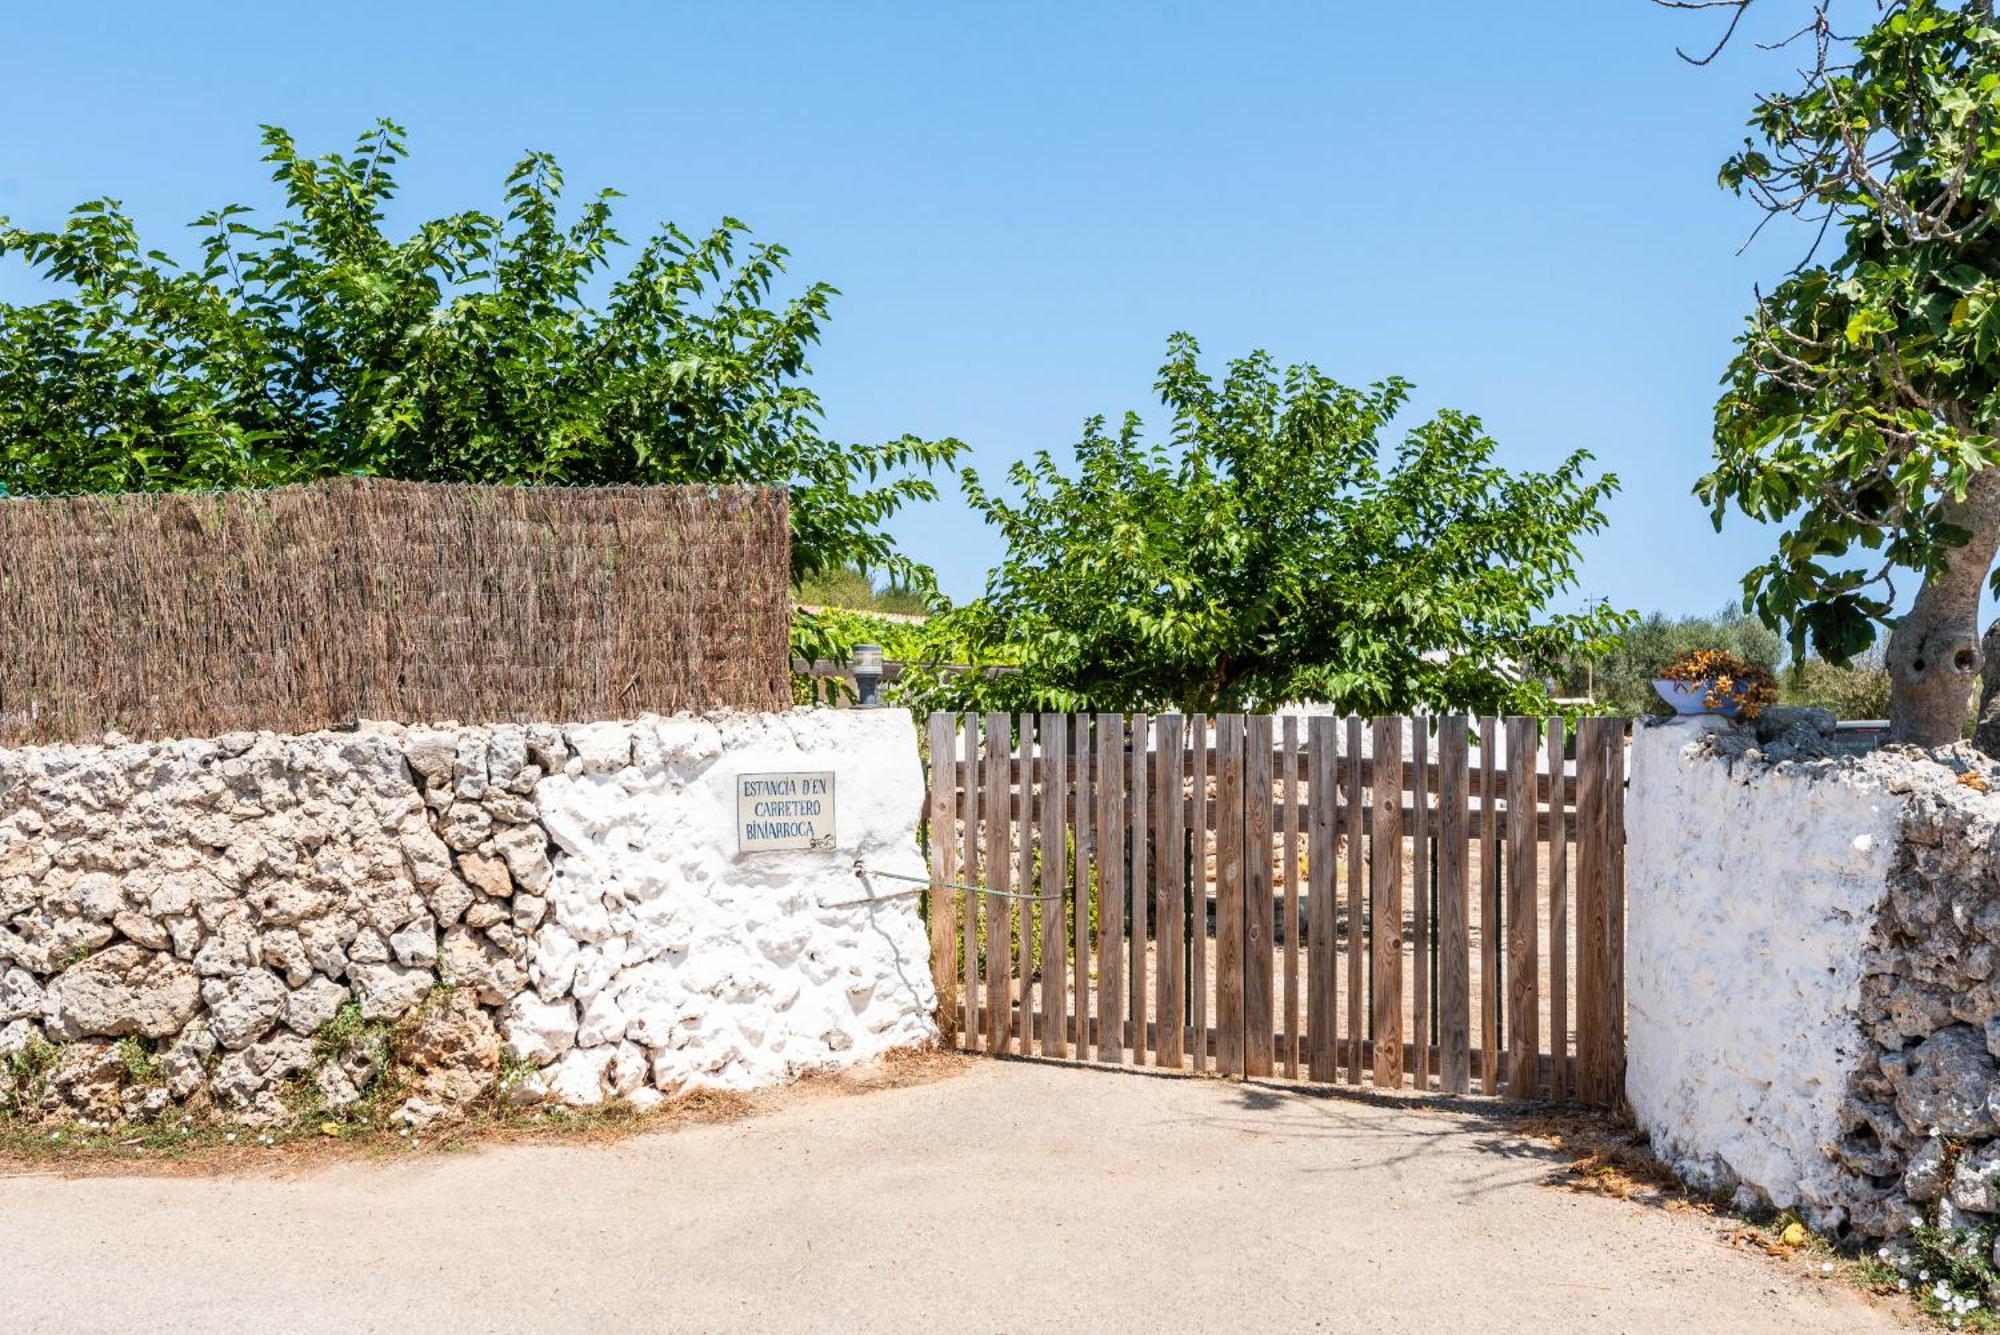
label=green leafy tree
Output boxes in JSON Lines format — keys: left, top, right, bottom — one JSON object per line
{"left": 0, "top": 120, "right": 960, "bottom": 592}
{"left": 1785, "top": 647, "right": 1895, "bottom": 719}
{"left": 795, "top": 565, "right": 932, "bottom": 615}
{"left": 1580, "top": 606, "right": 1785, "bottom": 715}
{"left": 1666, "top": 0, "right": 2000, "bottom": 744}
{"left": 915, "top": 335, "right": 1630, "bottom": 716}
{"left": 792, "top": 602, "right": 993, "bottom": 705}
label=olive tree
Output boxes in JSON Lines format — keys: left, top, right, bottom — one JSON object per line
{"left": 0, "top": 120, "right": 960, "bottom": 592}
{"left": 913, "top": 335, "right": 1629, "bottom": 716}
{"left": 1666, "top": 0, "right": 2000, "bottom": 744}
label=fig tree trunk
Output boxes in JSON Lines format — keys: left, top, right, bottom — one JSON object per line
{"left": 1975, "top": 621, "right": 2000, "bottom": 758}
{"left": 1890, "top": 466, "right": 2000, "bottom": 748}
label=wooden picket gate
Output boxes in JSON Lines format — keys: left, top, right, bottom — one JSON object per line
{"left": 920, "top": 712, "right": 1627, "bottom": 1103}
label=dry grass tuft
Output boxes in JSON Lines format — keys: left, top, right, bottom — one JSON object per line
{"left": 1516, "top": 1108, "right": 1714, "bottom": 1208}
{"left": 0, "top": 1044, "right": 964, "bottom": 1180}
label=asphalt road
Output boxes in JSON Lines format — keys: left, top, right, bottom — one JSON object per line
{"left": 0, "top": 1059, "right": 1907, "bottom": 1333}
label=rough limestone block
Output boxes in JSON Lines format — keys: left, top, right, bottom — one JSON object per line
{"left": 285, "top": 976, "right": 350, "bottom": 1035}
{"left": 348, "top": 960, "right": 434, "bottom": 1021}
{"left": 439, "top": 926, "right": 527, "bottom": 1006}
{"left": 388, "top": 915, "right": 440, "bottom": 968}
{"left": 548, "top": 1044, "right": 617, "bottom": 1106}
{"left": 199, "top": 968, "right": 290, "bottom": 1050}
{"left": 42, "top": 944, "right": 200, "bottom": 1041}
{"left": 500, "top": 992, "right": 577, "bottom": 1065}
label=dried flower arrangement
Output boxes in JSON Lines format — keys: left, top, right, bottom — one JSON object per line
{"left": 1656, "top": 649, "right": 1779, "bottom": 719}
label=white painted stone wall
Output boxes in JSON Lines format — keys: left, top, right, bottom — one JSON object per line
{"left": 520, "top": 709, "right": 937, "bottom": 1102}
{"left": 1625, "top": 717, "right": 1899, "bottom": 1219}
{"left": 0, "top": 708, "right": 937, "bottom": 1128}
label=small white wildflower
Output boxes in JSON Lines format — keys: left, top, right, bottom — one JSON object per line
{"left": 397, "top": 1127, "right": 409, "bottom": 1138}
{"left": 1931, "top": 1126, "right": 1942, "bottom": 1137}
{"left": 1899, "top": 1279, "right": 1911, "bottom": 1292}
{"left": 224, "top": 1132, "right": 235, "bottom": 1143}
{"left": 1922, "top": 1270, "right": 1932, "bottom": 1281}
{"left": 1821, "top": 1262, "right": 1834, "bottom": 1274}
{"left": 1878, "top": 1247, "right": 1890, "bottom": 1260}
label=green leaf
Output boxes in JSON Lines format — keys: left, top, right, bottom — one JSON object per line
{"left": 1844, "top": 306, "right": 1896, "bottom": 345}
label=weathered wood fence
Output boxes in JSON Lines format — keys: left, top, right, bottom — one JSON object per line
{"left": 921, "top": 712, "right": 1627, "bottom": 1104}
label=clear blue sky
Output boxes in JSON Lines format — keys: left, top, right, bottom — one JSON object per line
{"left": 1, "top": 1, "right": 1842, "bottom": 615}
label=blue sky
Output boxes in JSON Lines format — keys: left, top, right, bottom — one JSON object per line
{"left": 0, "top": 1, "right": 1837, "bottom": 614}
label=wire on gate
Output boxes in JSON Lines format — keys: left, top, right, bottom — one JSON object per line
{"left": 827, "top": 859, "right": 1066, "bottom": 909}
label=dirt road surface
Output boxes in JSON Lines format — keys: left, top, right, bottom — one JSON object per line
{"left": 0, "top": 1059, "right": 1905, "bottom": 1334}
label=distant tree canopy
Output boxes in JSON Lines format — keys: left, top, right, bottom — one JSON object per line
{"left": 794, "top": 565, "right": 931, "bottom": 616}
{"left": 1576, "top": 604, "right": 1891, "bottom": 719}
{"left": 1785, "top": 647, "right": 1894, "bottom": 720}
{"left": 0, "top": 120, "right": 960, "bottom": 589}
{"left": 911, "top": 335, "right": 1631, "bottom": 717}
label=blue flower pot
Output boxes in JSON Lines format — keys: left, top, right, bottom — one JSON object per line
{"left": 1653, "top": 677, "right": 1740, "bottom": 717}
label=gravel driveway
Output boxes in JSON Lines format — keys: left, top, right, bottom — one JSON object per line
{"left": 0, "top": 1059, "right": 1906, "bottom": 1334}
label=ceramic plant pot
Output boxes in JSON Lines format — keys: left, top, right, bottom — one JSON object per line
{"left": 1653, "top": 677, "right": 1740, "bottom": 717}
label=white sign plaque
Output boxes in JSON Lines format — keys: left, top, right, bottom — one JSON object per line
{"left": 736, "top": 771, "right": 837, "bottom": 852}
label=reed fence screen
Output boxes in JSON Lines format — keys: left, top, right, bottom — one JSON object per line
{"left": 0, "top": 478, "right": 792, "bottom": 745}
{"left": 922, "top": 711, "right": 1627, "bottom": 1104}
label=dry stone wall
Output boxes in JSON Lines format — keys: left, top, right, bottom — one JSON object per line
{"left": 1628, "top": 713, "right": 2000, "bottom": 1254}
{"left": 0, "top": 710, "right": 935, "bottom": 1129}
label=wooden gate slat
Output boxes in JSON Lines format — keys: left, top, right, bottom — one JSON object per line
{"left": 1040, "top": 712, "right": 1067, "bottom": 1058}
{"left": 1410, "top": 718, "right": 1430, "bottom": 1092}
{"left": 1215, "top": 714, "right": 1247, "bottom": 1076}
{"left": 1129, "top": 713, "right": 1150, "bottom": 1062}
{"left": 1157, "top": 714, "right": 1186, "bottom": 1069}
{"left": 926, "top": 714, "right": 959, "bottom": 1044}
{"left": 1190, "top": 714, "right": 1210, "bottom": 1074}
{"left": 1505, "top": 716, "right": 1540, "bottom": 1098}
{"left": 1281, "top": 716, "right": 1302, "bottom": 1079}
{"left": 1369, "top": 718, "right": 1404, "bottom": 1088}
{"left": 983, "top": 712, "right": 1012, "bottom": 1052}
{"left": 960, "top": 714, "right": 981, "bottom": 1050}
{"left": 1575, "top": 717, "right": 1608, "bottom": 1104}
{"left": 1015, "top": 714, "right": 1036, "bottom": 1055}
{"left": 1071, "top": 715, "right": 1092, "bottom": 1053}
{"left": 1437, "top": 716, "right": 1471, "bottom": 1094}
{"left": 1546, "top": 716, "right": 1568, "bottom": 1101}
{"left": 1306, "top": 717, "right": 1337, "bottom": 1081}
{"left": 1479, "top": 715, "right": 1501, "bottom": 1096}
{"left": 1609, "top": 721, "right": 1628, "bottom": 1099}
{"left": 1343, "top": 716, "right": 1365, "bottom": 1084}
{"left": 1096, "top": 713, "right": 1126, "bottom": 1063}
{"left": 1244, "top": 715, "right": 1275, "bottom": 1078}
